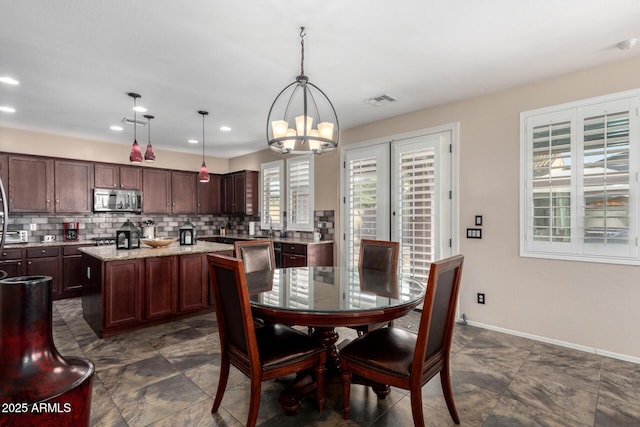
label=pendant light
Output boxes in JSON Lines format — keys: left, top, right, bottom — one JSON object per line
{"left": 266, "top": 27, "right": 339, "bottom": 154}
{"left": 143, "top": 114, "right": 156, "bottom": 162}
{"left": 198, "top": 110, "right": 210, "bottom": 183}
{"left": 128, "top": 92, "right": 143, "bottom": 164}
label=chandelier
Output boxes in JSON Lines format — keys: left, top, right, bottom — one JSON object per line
{"left": 267, "top": 27, "right": 339, "bottom": 154}
{"left": 128, "top": 92, "right": 143, "bottom": 163}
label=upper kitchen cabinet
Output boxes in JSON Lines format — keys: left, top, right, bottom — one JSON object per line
{"left": 197, "top": 174, "right": 222, "bottom": 214}
{"left": 95, "top": 163, "right": 142, "bottom": 190}
{"left": 171, "top": 171, "right": 197, "bottom": 214}
{"left": 54, "top": 160, "right": 94, "bottom": 213}
{"left": 143, "top": 169, "right": 197, "bottom": 214}
{"left": 223, "top": 170, "right": 258, "bottom": 215}
{"left": 8, "top": 155, "right": 54, "bottom": 213}
{"left": 0, "top": 154, "right": 8, "bottom": 187}
{"left": 143, "top": 169, "right": 171, "bottom": 214}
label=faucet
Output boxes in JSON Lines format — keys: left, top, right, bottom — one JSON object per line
{"left": 267, "top": 215, "right": 273, "bottom": 238}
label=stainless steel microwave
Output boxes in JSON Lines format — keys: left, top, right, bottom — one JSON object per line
{"left": 93, "top": 188, "right": 143, "bottom": 213}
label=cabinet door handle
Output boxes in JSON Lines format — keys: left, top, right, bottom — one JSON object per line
{"left": 28, "top": 261, "right": 32, "bottom": 265}
{"left": 42, "top": 249, "right": 46, "bottom": 253}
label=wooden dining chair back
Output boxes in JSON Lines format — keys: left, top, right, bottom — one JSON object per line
{"left": 354, "top": 239, "right": 400, "bottom": 335}
{"left": 207, "top": 254, "right": 326, "bottom": 427}
{"left": 234, "top": 240, "right": 276, "bottom": 273}
{"left": 358, "top": 239, "right": 399, "bottom": 273}
{"left": 340, "top": 254, "right": 464, "bottom": 426}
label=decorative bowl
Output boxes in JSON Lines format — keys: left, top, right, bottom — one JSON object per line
{"left": 141, "top": 237, "right": 178, "bottom": 248}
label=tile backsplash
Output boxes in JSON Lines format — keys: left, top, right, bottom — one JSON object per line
{"left": 8, "top": 210, "right": 335, "bottom": 243}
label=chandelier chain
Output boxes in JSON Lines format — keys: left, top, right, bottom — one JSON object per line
{"left": 299, "top": 27, "right": 306, "bottom": 77}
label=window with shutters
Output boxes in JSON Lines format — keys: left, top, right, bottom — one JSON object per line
{"left": 259, "top": 160, "right": 284, "bottom": 230}
{"left": 287, "top": 155, "right": 314, "bottom": 231}
{"left": 259, "top": 155, "right": 315, "bottom": 233}
{"left": 520, "top": 90, "right": 639, "bottom": 264}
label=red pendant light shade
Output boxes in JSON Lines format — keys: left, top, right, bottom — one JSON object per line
{"left": 198, "top": 110, "right": 210, "bottom": 183}
{"left": 128, "top": 92, "right": 143, "bottom": 164}
{"left": 143, "top": 114, "right": 156, "bottom": 162}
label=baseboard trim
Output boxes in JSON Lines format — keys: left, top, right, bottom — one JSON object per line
{"left": 464, "top": 319, "right": 640, "bottom": 365}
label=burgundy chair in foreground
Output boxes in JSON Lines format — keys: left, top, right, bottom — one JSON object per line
{"left": 340, "top": 254, "right": 464, "bottom": 426}
{"left": 207, "top": 254, "right": 326, "bottom": 427}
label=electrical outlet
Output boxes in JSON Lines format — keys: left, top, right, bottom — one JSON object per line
{"left": 29, "top": 223, "right": 37, "bottom": 231}
{"left": 477, "top": 293, "right": 485, "bottom": 304}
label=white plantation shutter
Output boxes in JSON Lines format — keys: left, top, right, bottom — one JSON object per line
{"left": 287, "top": 155, "right": 314, "bottom": 231}
{"left": 343, "top": 144, "right": 390, "bottom": 267}
{"left": 394, "top": 144, "right": 437, "bottom": 282}
{"left": 260, "top": 160, "right": 284, "bottom": 230}
{"left": 521, "top": 92, "right": 639, "bottom": 264}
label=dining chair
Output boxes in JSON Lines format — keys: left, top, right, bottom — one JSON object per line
{"left": 207, "top": 254, "right": 326, "bottom": 427}
{"left": 340, "top": 254, "right": 464, "bottom": 426}
{"left": 354, "top": 239, "right": 400, "bottom": 335}
{"left": 234, "top": 240, "right": 276, "bottom": 273}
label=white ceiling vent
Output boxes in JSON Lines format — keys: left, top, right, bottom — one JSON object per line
{"left": 121, "top": 117, "right": 147, "bottom": 126}
{"left": 364, "top": 93, "right": 397, "bottom": 107}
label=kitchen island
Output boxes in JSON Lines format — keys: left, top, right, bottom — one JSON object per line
{"left": 80, "top": 241, "right": 233, "bottom": 338}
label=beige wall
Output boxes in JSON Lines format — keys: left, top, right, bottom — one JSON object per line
{"left": 0, "top": 127, "right": 229, "bottom": 173}
{"left": 337, "top": 55, "right": 640, "bottom": 361}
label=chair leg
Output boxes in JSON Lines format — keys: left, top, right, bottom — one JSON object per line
{"left": 212, "top": 356, "right": 230, "bottom": 413}
{"left": 246, "top": 376, "right": 262, "bottom": 427}
{"left": 440, "top": 365, "right": 460, "bottom": 424}
{"left": 410, "top": 387, "right": 425, "bottom": 427}
{"left": 315, "top": 353, "right": 326, "bottom": 412}
{"left": 340, "top": 359, "right": 352, "bottom": 420}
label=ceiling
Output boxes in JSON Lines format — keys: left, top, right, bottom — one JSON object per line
{"left": 1, "top": 1, "right": 640, "bottom": 159}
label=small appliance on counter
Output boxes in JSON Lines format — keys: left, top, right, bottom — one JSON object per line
{"left": 5, "top": 230, "right": 28, "bottom": 244}
{"left": 64, "top": 222, "right": 79, "bottom": 242}
{"left": 41, "top": 235, "right": 56, "bottom": 243}
{"left": 179, "top": 219, "right": 196, "bottom": 246}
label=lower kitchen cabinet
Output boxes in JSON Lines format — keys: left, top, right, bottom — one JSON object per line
{"left": 62, "top": 244, "right": 93, "bottom": 298}
{"left": 281, "top": 242, "right": 333, "bottom": 267}
{"left": 0, "top": 248, "right": 25, "bottom": 278}
{"left": 104, "top": 259, "right": 144, "bottom": 329}
{"left": 179, "top": 253, "right": 209, "bottom": 311}
{"left": 26, "top": 247, "right": 61, "bottom": 296}
{"left": 82, "top": 251, "right": 216, "bottom": 337}
{"left": 145, "top": 256, "right": 179, "bottom": 319}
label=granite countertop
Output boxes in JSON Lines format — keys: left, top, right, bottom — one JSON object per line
{"left": 199, "top": 234, "right": 334, "bottom": 245}
{"left": 4, "top": 240, "right": 96, "bottom": 249}
{"left": 78, "top": 241, "right": 233, "bottom": 262}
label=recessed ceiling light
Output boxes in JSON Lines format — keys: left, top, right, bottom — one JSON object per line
{"left": 617, "top": 38, "right": 637, "bottom": 50}
{"left": 220, "top": 126, "right": 232, "bottom": 132}
{"left": 110, "top": 125, "right": 123, "bottom": 131}
{"left": 132, "top": 106, "right": 147, "bottom": 113}
{"left": 0, "top": 106, "right": 16, "bottom": 113}
{"left": 188, "top": 139, "right": 198, "bottom": 144}
{"left": 0, "top": 77, "right": 19, "bottom": 85}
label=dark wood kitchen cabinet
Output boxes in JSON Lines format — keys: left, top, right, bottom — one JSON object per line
{"left": 61, "top": 244, "right": 93, "bottom": 298}
{"left": 104, "top": 259, "right": 144, "bottom": 329}
{"left": 282, "top": 242, "right": 334, "bottom": 267}
{"left": 8, "top": 155, "right": 54, "bottom": 213}
{"left": 143, "top": 169, "right": 197, "bottom": 214}
{"left": 0, "top": 247, "right": 25, "bottom": 278}
{"left": 26, "top": 247, "right": 61, "bottom": 296}
{"left": 95, "top": 163, "right": 142, "bottom": 190}
{"left": 178, "top": 253, "right": 209, "bottom": 311}
{"left": 197, "top": 174, "right": 222, "bottom": 214}
{"left": 0, "top": 154, "right": 8, "bottom": 188}
{"left": 171, "top": 171, "right": 197, "bottom": 214}
{"left": 142, "top": 169, "right": 171, "bottom": 213}
{"left": 223, "top": 170, "right": 258, "bottom": 215}
{"left": 145, "top": 256, "right": 179, "bottom": 319}
{"left": 54, "top": 160, "right": 94, "bottom": 213}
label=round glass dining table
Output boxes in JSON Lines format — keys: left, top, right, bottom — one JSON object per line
{"left": 245, "top": 266, "right": 425, "bottom": 413}
{"left": 247, "top": 266, "right": 425, "bottom": 328}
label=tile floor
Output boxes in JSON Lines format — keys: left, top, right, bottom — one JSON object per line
{"left": 51, "top": 298, "right": 640, "bottom": 426}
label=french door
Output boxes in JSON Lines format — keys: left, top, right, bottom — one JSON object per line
{"left": 341, "top": 127, "right": 456, "bottom": 284}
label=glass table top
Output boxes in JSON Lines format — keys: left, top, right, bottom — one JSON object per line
{"left": 247, "top": 266, "right": 424, "bottom": 314}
